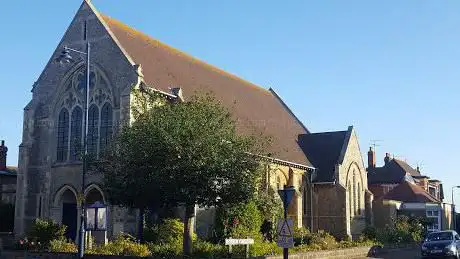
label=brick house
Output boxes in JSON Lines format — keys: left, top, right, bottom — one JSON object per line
{"left": 367, "top": 147, "right": 450, "bottom": 231}
{"left": 15, "top": 0, "right": 371, "bottom": 242}
{"left": 373, "top": 181, "right": 453, "bottom": 232}
{"left": 367, "top": 147, "right": 444, "bottom": 202}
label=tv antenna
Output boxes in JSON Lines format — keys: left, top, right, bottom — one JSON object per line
{"left": 370, "top": 139, "right": 382, "bottom": 150}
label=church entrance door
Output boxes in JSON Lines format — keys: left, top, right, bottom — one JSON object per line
{"left": 62, "top": 202, "right": 77, "bottom": 241}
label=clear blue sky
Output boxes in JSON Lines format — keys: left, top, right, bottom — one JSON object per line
{"left": 1, "top": 1, "right": 460, "bottom": 202}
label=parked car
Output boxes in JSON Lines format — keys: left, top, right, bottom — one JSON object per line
{"left": 421, "top": 230, "right": 460, "bottom": 258}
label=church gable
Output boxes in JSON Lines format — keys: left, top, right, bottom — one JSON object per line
{"left": 32, "top": 1, "right": 137, "bottom": 108}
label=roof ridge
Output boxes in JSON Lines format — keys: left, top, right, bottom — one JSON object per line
{"left": 100, "top": 14, "right": 271, "bottom": 95}
{"left": 269, "top": 88, "right": 309, "bottom": 133}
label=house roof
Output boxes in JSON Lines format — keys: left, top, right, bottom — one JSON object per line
{"left": 98, "top": 13, "right": 314, "bottom": 167}
{"left": 368, "top": 158, "right": 422, "bottom": 184}
{"left": 383, "top": 180, "right": 439, "bottom": 203}
{"left": 0, "top": 166, "right": 17, "bottom": 177}
{"left": 298, "top": 130, "right": 347, "bottom": 182}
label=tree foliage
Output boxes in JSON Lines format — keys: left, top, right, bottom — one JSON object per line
{"left": 99, "top": 92, "right": 269, "bottom": 254}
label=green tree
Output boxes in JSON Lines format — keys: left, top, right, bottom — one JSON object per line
{"left": 99, "top": 92, "right": 268, "bottom": 255}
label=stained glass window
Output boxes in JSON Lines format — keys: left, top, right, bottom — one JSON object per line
{"left": 99, "top": 103, "right": 113, "bottom": 154}
{"left": 357, "top": 182, "right": 361, "bottom": 215}
{"left": 56, "top": 109, "right": 69, "bottom": 162}
{"left": 88, "top": 105, "right": 99, "bottom": 157}
{"left": 70, "top": 107, "right": 83, "bottom": 161}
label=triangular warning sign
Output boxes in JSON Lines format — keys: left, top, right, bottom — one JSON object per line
{"left": 277, "top": 219, "right": 293, "bottom": 237}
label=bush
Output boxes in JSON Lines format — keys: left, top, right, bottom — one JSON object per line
{"left": 49, "top": 239, "right": 77, "bottom": 253}
{"left": 215, "top": 200, "right": 264, "bottom": 241}
{"left": 373, "top": 215, "right": 428, "bottom": 244}
{"left": 28, "top": 218, "right": 67, "bottom": 249}
{"left": 87, "top": 234, "right": 150, "bottom": 257}
{"left": 144, "top": 217, "right": 196, "bottom": 247}
{"left": 293, "top": 227, "right": 311, "bottom": 245}
{"left": 148, "top": 243, "right": 182, "bottom": 257}
{"left": 191, "top": 240, "right": 228, "bottom": 258}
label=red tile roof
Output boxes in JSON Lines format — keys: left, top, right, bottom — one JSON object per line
{"left": 383, "top": 180, "right": 439, "bottom": 203}
{"left": 99, "top": 14, "right": 312, "bottom": 166}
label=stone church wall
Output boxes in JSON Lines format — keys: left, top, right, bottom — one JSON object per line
{"left": 15, "top": 1, "right": 139, "bottom": 239}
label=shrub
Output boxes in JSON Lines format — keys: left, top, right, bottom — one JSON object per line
{"left": 293, "top": 227, "right": 311, "bottom": 245}
{"left": 373, "top": 215, "right": 428, "bottom": 244}
{"left": 49, "top": 239, "right": 77, "bottom": 253}
{"left": 144, "top": 217, "right": 196, "bottom": 247}
{"left": 361, "top": 226, "right": 377, "bottom": 241}
{"left": 148, "top": 243, "right": 182, "bottom": 257}
{"left": 215, "top": 200, "right": 264, "bottom": 241}
{"left": 28, "top": 218, "right": 67, "bottom": 249}
{"left": 256, "top": 188, "right": 283, "bottom": 242}
{"left": 87, "top": 234, "right": 150, "bottom": 257}
{"left": 192, "top": 239, "right": 228, "bottom": 258}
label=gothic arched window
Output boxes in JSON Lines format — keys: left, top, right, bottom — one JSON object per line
{"left": 99, "top": 103, "right": 113, "bottom": 153}
{"left": 87, "top": 105, "right": 99, "bottom": 157}
{"left": 348, "top": 184, "right": 353, "bottom": 218}
{"left": 70, "top": 107, "right": 83, "bottom": 161}
{"left": 56, "top": 108, "right": 69, "bottom": 162}
{"left": 357, "top": 182, "right": 361, "bottom": 215}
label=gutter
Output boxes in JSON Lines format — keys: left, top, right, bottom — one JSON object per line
{"left": 248, "top": 152, "right": 316, "bottom": 172}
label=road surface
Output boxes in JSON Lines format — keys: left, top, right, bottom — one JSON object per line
{"left": 359, "top": 248, "right": 420, "bottom": 259}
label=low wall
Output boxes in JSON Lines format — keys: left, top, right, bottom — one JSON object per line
{"left": 0, "top": 246, "right": 377, "bottom": 259}
{"left": 263, "top": 246, "right": 375, "bottom": 259}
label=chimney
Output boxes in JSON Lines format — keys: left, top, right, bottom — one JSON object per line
{"left": 0, "top": 140, "right": 7, "bottom": 170}
{"left": 368, "top": 147, "right": 376, "bottom": 168}
{"left": 384, "top": 153, "right": 391, "bottom": 165}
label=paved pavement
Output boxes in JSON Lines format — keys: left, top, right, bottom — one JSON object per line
{"left": 359, "top": 248, "right": 421, "bottom": 259}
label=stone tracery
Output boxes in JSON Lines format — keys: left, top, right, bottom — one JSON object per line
{"left": 55, "top": 65, "right": 114, "bottom": 162}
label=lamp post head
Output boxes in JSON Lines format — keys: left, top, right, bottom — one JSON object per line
{"left": 56, "top": 48, "right": 74, "bottom": 65}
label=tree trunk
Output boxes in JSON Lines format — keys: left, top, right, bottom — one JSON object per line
{"left": 183, "top": 205, "right": 195, "bottom": 256}
{"left": 137, "top": 207, "right": 145, "bottom": 243}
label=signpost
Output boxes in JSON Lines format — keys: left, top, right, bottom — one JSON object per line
{"left": 225, "top": 238, "right": 254, "bottom": 258}
{"left": 278, "top": 185, "right": 296, "bottom": 259}
{"left": 276, "top": 218, "right": 294, "bottom": 248}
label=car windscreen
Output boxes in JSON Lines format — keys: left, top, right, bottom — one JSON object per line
{"left": 426, "top": 232, "right": 453, "bottom": 241}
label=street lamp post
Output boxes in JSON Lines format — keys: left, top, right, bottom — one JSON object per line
{"left": 452, "top": 186, "right": 460, "bottom": 231}
{"left": 56, "top": 38, "right": 91, "bottom": 258}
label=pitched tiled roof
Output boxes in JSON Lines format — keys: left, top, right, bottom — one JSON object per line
{"left": 298, "top": 131, "right": 347, "bottom": 182}
{"left": 0, "top": 166, "right": 17, "bottom": 177}
{"left": 383, "top": 180, "right": 439, "bottom": 203}
{"left": 99, "top": 14, "right": 313, "bottom": 166}
{"left": 368, "top": 158, "right": 421, "bottom": 184}
{"left": 393, "top": 159, "right": 421, "bottom": 177}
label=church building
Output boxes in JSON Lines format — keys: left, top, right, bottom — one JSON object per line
{"left": 15, "top": 0, "right": 371, "bottom": 242}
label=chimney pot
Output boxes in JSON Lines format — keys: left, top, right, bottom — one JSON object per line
{"left": 384, "top": 152, "right": 391, "bottom": 165}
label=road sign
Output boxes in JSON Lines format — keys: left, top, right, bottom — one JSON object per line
{"left": 225, "top": 238, "right": 254, "bottom": 245}
{"left": 278, "top": 186, "right": 295, "bottom": 211}
{"left": 276, "top": 218, "right": 294, "bottom": 248}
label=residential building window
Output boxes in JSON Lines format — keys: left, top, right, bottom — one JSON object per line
{"left": 70, "top": 106, "right": 83, "bottom": 161}
{"left": 88, "top": 105, "right": 99, "bottom": 157}
{"left": 99, "top": 103, "right": 113, "bottom": 154}
{"left": 426, "top": 209, "right": 440, "bottom": 232}
{"left": 56, "top": 108, "right": 69, "bottom": 162}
